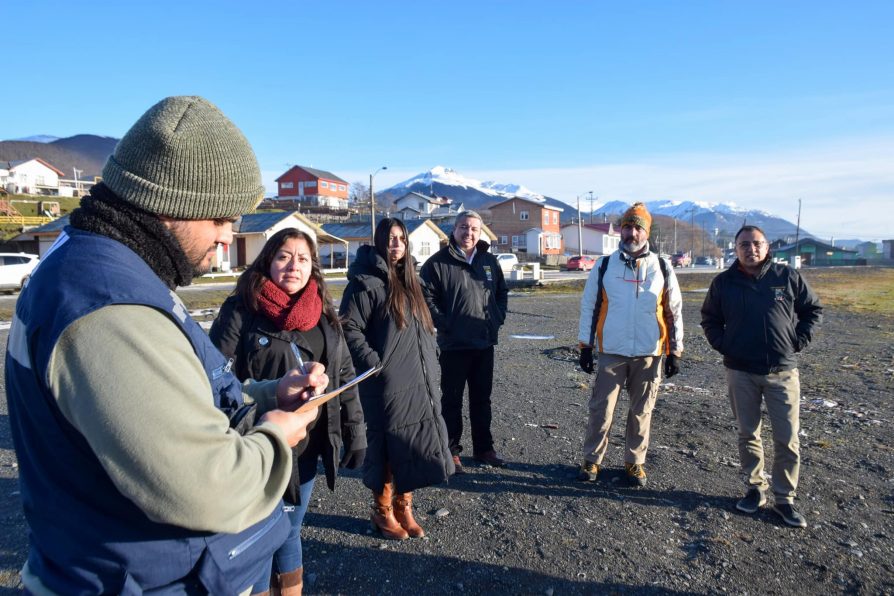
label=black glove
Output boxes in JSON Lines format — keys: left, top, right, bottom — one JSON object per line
{"left": 339, "top": 448, "right": 366, "bottom": 470}
{"left": 664, "top": 354, "right": 680, "bottom": 378}
{"left": 579, "top": 346, "right": 594, "bottom": 374}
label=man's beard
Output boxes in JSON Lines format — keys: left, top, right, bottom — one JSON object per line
{"left": 621, "top": 239, "right": 647, "bottom": 254}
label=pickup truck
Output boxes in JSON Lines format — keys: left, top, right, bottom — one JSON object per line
{"left": 671, "top": 252, "right": 691, "bottom": 268}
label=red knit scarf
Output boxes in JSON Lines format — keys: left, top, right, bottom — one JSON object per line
{"left": 256, "top": 278, "right": 323, "bottom": 331}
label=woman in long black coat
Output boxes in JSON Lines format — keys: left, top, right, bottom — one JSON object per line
{"left": 210, "top": 228, "right": 366, "bottom": 594}
{"left": 339, "top": 217, "right": 453, "bottom": 540}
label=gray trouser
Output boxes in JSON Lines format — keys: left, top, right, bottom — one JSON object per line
{"left": 726, "top": 367, "right": 801, "bottom": 504}
{"left": 582, "top": 353, "right": 662, "bottom": 466}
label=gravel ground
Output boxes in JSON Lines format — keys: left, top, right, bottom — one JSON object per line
{"left": 1, "top": 287, "right": 893, "bottom": 594}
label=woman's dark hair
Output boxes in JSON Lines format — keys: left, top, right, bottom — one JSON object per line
{"left": 374, "top": 218, "right": 434, "bottom": 333}
{"left": 234, "top": 227, "right": 340, "bottom": 329}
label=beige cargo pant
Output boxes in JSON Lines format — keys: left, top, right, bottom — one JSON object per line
{"left": 726, "top": 367, "right": 801, "bottom": 504}
{"left": 582, "top": 353, "right": 663, "bottom": 466}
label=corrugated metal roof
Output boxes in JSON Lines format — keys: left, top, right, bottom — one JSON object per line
{"left": 277, "top": 165, "right": 347, "bottom": 184}
{"left": 23, "top": 215, "right": 70, "bottom": 233}
{"left": 320, "top": 223, "right": 372, "bottom": 240}
{"left": 236, "top": 212, "right": 293, "bottom": 233}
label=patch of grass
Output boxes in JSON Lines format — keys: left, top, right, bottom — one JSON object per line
{"left": 799, "top": 267, "right": 894, "bottom": 317}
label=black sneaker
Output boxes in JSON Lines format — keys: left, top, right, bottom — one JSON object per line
{"left": 773, "top": 503, "right": 807, "bottom": 528}
{"left": 735, "top": 487, "right": 767, "bottom": 514}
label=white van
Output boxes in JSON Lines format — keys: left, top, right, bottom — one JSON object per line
{"left": 0, "top": 253, "right": 39, "bottom": 292}
{"left": 493, "top": 253, "right": 519, "bottom": 273}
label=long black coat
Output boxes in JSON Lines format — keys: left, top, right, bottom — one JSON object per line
{"left": 339, "top": 245, "right": 453, "bottom": 493}
{"left": 210, "top": 295, "right": 367, "bottom": 502}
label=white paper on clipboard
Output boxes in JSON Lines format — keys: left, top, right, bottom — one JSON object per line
{"left": 295, "top": 366, "right": 382, "bottom": 413}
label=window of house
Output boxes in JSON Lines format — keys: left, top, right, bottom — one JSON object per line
{"left": 543, "top": 212, "right": 549, "bottom": 225}
{"left": 500, "top": 235, "right": 508, "bottom": 245}
{"left": 419, "top": 202, "right": 426, "bottom": 211}
{"left": 305, "top": 181, "right": 317, "bottom": 188}
{"left": 512, "top": 235, "right": 520, "bottom": 247}
{"left": 545, "top": 233, "right": 561, "bottom": 249}
{"left": 281, "top": 181, "right": 293, "bottom": 189}
{"left": 320, "top": 181, "right": 329, "bottom": 189}
{"left": 419, "top": 241, "right": 431, "bottom": 256}
{"left": 520, "top": 211, "right": 529, "bottom": 221}
{"left": 553, "top": 212, "right": 558, "bottom": 225}
{"left": 338, "top": 184, "right": 346, "bottom": 191}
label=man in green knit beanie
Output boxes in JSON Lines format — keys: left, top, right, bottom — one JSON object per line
{"left": 7, "top": 96, "right": 327, "bottom": 594}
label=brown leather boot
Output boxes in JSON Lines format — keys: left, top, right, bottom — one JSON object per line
{"left": 393, "top": 491, "right": 425, "bottom": 538}
{"left": 371, "top": 484, "right": 409, "bottom": 540}
{"left": 272, "top": 567, "right": 303, "bottom": 596}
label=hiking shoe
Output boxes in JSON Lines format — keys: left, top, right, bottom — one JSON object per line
{"left": 624, "top": 463, "right": 647, "bottom": 487}
{"left": 452, "top": 455, "right": 465, "bottom": 475}
{"left": 773, "top": 503, "right": 807, "bottom": 528}
{"left": 577, "top": 461, "right": 600, "bottom": 482}
{"left": 735, "top": 488, "right": 767, "bottom": 514}
{"left": 473, "top": 450, "right": 506, "bottom": 467}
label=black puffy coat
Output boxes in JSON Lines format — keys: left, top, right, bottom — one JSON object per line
{"left": 700, "top": 258, "right": 823, "bottom": 375}
{"left": 419, "top": 238, "right": 509, "bottom": 351}
{"left": 210, "top": 295, "right": 367, "bottom": 502}
{"left": 339, "top": 245, "right": 453, "bottom": 494}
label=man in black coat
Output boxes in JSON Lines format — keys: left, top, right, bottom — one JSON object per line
{"left": 420, "top": 211, "right": 509, "bottom": 472}
{"left": 701, "top": 225, "right": 822, "bottom": 528}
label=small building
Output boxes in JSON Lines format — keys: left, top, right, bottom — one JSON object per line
{"left": 486, "top": 196, "right": 563, "bottom": 256}
{"left": 274, "top": 166, "right": 350, "bottom": 210}
{"left": 560, "top": 222, "right": 621, "bottom": 256}
{"left": 435, "top": 220, "right": 498, "bottom": 247}
{"left": 2, "top": 158, "right": 66, "bottom": 195}
{"left": 883, "top": 240, "right": 894, "bottom": 259}
{"left": 234, "top": 211, "right": 346, "bottom": 270}
{"left": 772, "top": 238, "right": 860, "bottom": 266}
{"left": 321, "top": 219, "right": 448, "bottom": 269}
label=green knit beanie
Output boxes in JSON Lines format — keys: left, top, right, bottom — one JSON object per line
{"left": 102, "top": 96, "right": 263, "bottom": 219}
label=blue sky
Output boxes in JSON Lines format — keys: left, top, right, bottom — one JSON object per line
{"left": 6, "top": 1, "right": 893, "bottom": 240}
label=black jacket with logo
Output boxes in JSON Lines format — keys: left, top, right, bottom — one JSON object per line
{"left": 419, "top": 239, "right": 509, "bottom": 351}
{"left": 700, "top": 258, "right": 822, "bottom": 374}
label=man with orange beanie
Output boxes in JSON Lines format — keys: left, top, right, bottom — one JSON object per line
{"left": 576, "top": 202, "right": 684, "bottom": 487}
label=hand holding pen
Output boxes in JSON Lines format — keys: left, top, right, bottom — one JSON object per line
{"left": 274, "top": 343, "right": 328, "bottom": 411}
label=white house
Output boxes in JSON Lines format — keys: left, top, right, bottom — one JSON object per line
{"left": 2, "top": 158, "right": 65, "bottom": 195}
{"left": 561, "top": 222, "right": 620, "bottom": 256}
{"left": 321, "top": 219, "right": 448, "bottom": 268}
{"left": 393, "top": 192, "right": 451, "bottom": 216}
{"left": 523, "top": 227, "right": 564, "bottom": 257}
{"left": 233, "top": 211, "right": 346, "bottom": 271}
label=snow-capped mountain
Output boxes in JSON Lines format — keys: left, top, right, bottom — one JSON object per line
{"left": 378, "top": 166, "right": 571, "bottom": 215}
{"left": 379, "top": 167, "right": 808, "bottom": 239}
{"left": 591, "top": 200, "right": 808, "bottom": 240}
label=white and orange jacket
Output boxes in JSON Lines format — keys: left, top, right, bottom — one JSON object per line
{"left": 577, "top": 248, "right": 684, "bottom": 357}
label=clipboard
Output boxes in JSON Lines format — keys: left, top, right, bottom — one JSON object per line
{"left": 295, "top": 366, "right": 382, "bottom": 413}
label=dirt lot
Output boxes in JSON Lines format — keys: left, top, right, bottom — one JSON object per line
{"left": 1, "top": 268, "right": 892, "bottom": 594}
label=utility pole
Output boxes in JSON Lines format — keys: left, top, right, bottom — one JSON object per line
{"left": 576, "top": 194, "right": 583, "bottom": 257}
{"left": 794, "top": 197, "right": 802, "bottom": 261}
{"left": 369, "top": 166, "right": 387, "bottom": 245}
{"left": 588, "top": 191, "right": 595, "bottom": 224}
{"left": 673, "top": 218, "right": 677, "bottom": 254}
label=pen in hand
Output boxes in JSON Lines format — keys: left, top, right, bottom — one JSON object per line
{"left": 290, "top": 341, "right": 314, "bottom": 398}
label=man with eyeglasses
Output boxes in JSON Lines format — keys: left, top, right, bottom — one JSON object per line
{"left": 577, "top": 202, "right": 684, "bottom": 488}
{"left": 421, "top": 210, "right": 509, "bottom": 472}
{"left": 701, "top": 225, "right": 822, "bottom": 528}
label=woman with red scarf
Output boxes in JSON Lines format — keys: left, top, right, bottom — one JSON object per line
{"left": 210, "top": 228, "right": 366, "bottom": 595}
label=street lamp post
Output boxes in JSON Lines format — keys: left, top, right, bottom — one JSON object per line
{"left": 369, "top": 166, "right": 387, "bottom": 244}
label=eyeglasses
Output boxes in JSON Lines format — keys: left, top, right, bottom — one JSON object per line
{"left": 737, "top": 241, "right": 766, "bottom": 250}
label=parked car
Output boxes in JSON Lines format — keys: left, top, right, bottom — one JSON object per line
{"left": 493, "top": 253, "right": 519, "bottom": 273}
{"left": 0, "top": 253, "right": 39, "bottom": 292}
{"left": 566, "top": 255, "right": 597, "bottom": 271}
{"left": 671, "top": 252, "right": 691, "bottom": 268}
{"left": 695, "top": 256, "right": 715, "bottom": 266}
